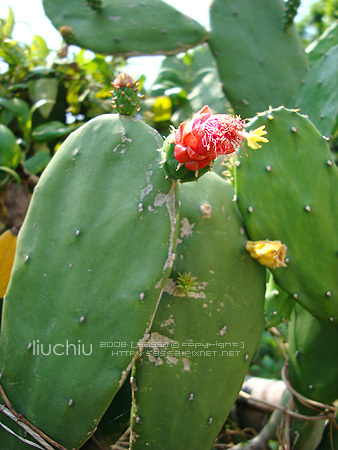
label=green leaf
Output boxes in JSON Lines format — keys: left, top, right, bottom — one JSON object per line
{"left": 0, "top": 124, "right": 22, "bottom": 168}
{"left": 23, "top": 150, "right": 51, "bottom": 174}
{"left": 30, "top": 35, "right": 49, "bottom": 61}
{"left": 2, "top": 7, "right": 14, "bottom": 39}
{"left": 32, "top": 121, "right": 79, "bottom": 142}
{"left": 0, "top": 97, "right": 30, "bottom": 131}
{"left": 28, "top": 78, "right": 58, "bottom": 119}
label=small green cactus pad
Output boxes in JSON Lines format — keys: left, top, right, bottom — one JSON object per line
{"left": 111, "top": 72, "right": 142, "bottom": 116}
{"left": 294, "top": 44, "right": 338, "bottom": 137}
{"left": 129, "top": 172, "right": 265, "bottom": 449}
{"left": 0, "top": 115, "right": 178, "bottom": 448}
{"left": 43, "top": 0, "right": 207, "bottom": 57}
{"left": 288, "top": 303, "right": 338, "bottom": 411}
{"left": 283, "top": 0, "right": 301, "bottom": 31}
{"left": 264, "top": 272, "right": 295, "bottom": 328}
{"left": 235, "top": 107, "right": 338, "bottom": 323}
{"left": 209, "top": 0, "right": 308, "bottom": 117}
{"left": 85, "top": 0, "right": 103, "bottom": 12}
{"left": 306, "top": 21, "right": 338, "bottom": 65}
{"left": 160, "top": 132, "right": 212, "bottom": 183}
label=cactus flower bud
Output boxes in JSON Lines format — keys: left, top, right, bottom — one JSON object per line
{"left": 245, "top": 240, "right": 287, "bottom": 269}
{"left": 161, "top": 105, "right": 268, "bottom": 182}
{"left": 110, "top": 72, "right": 142, "bottom": 116}
{"left": 173, "top": 105, "right": 246, "bottom": 171}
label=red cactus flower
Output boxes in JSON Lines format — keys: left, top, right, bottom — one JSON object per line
{"left": 173, "top": 105, "right": 268, "bottom": 171}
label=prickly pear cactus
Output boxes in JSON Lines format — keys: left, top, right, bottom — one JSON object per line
{"left": 43, "top": 0, "right": 207, "bottom": 57}
{"left": 288, "top": 303, "right": 338, "bottom": 409}
{"left": 0, "top": 114, "right": 178, "bottom": 448}
{"left": 306, "top": 21, "right": 338, "bottom": 65}
{"left": 294, "top": 44, "right": 338, "bottom": 137}
{"left": 264, "top": 272, "right": 295, "bottom": 328}
{"left": 209, "top": 0, "right": 308, "bottom": 117}
{"left": 129, "top": 172, "right": 266, "bottom": 449}
{"left": 235, "top": 107, "right": 338, "bottom": 323}
{"left": 111, "top": 72, "right": 142, "bottom": 116}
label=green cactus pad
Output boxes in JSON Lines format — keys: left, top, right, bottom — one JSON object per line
{"left": 306, "top": 21, "right": 338, "bottom": 65}
{"left": 235, "top": 107, "right": 338, "bottom": 323}
{"left": 264, "top": 272, "right": 295, "bottom": 328}
{"left": 294, "top": 44, "right": 338, "bottom": 137}
{"left": 209, "top": 0, "right": 308, "bottom": 117}
{"left": 288, "top": 303, "right": 338, "bottom": 411}
{"left": 129, "top": 172, "right": 265, "bottom": 449}
{"left": 0, "top": 115, "right": 178, "bottom": 448}
{"left": 43, "top": 0, "right": 207, "bottom": 57}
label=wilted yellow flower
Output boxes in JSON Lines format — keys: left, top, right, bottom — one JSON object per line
{"left": 246, "top": 240, "right": 287, "bottom": 269}
{"left": 0, "top": 230, "right": 17, "bottom": 297}
{"left": 246, "top": 126, "right": 269, "bottom": 149}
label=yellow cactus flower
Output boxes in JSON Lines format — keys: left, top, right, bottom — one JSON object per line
{"left": 246, "top": 126, "right": 269, "bottom": 149}
{"left": 246, "top": 240, "right": 287, "bottom": 269}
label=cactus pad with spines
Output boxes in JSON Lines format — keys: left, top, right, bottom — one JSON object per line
{"left": 43, "top": 0, "right": 208, "bottom": 57}
{"left": 129, "top": 172, "right": 265, "bottom": 449}
{"left": 0, "top": 114, "right": 178, "bottom": 448}
{"left": 288, "top": 303, "right": 338, "bottom": 411}
{"left": 209, "top": 0, "right": 308, "bottom": 117}
{"left": 264, "top": 272, "right": 295, "bottom": 328}
{"left": 235, "top": 107, "right": 338, "bottom": 323}
{"left": 294, "top": 44, "right": 338, "bottom": 137}
{"left": 306, "top": 21, "right": 338, "bottom": 65}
